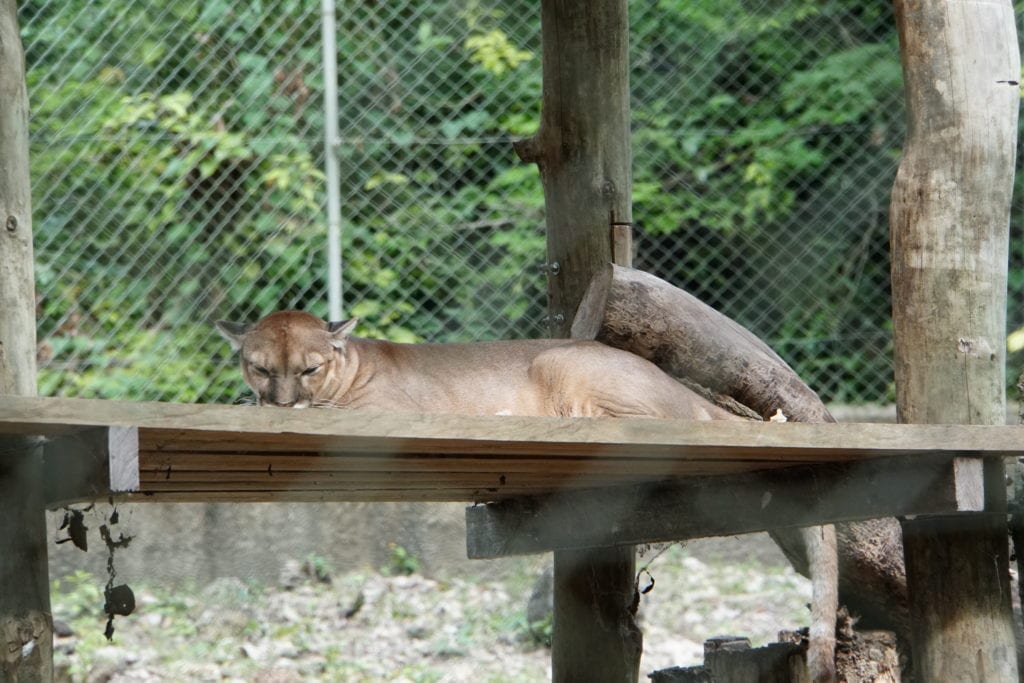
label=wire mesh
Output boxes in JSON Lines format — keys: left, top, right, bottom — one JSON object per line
{"left": 20, "top": 0, "right": 1024, "bottom": 406}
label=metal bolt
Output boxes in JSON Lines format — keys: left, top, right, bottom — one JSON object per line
{"left": 5, "top": 215, "right": 16, "bottom": 233}
{"left": 540, "top": 261, "right": 561, "bottom": 275}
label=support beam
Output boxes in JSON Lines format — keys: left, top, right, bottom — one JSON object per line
{"left": 466, "top": 454, "right": 984, "bottom": 559}
{"left": 552, "top": 547, "right": 641, "bottom": 683}
{"left": 0, "top": 1, "right": 52, "bottom": 679}
{"left": 890, "top": 0, "right": 1020, "bottom": 679}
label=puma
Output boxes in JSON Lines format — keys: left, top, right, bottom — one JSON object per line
{"left": 216, "top": 310, "right": 837, "bottom": 682}
{"left": 215, "top": 310, "right": 742, "bottom": 420}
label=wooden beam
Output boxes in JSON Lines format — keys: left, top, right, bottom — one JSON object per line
{"left": 466, "top": 454, "right": 984, "bottom": 559}
{"left": 514, "top": 0, "right": 632, "bottom": 340}
{"left": 0, "top": 0, "right": 52, "bottom": 679}
{"left": 3, "top": 397, "right": 1022, "bottom": 463}
{"left": 890, "top": 0, "right": 1020, "bottom": 679}
{"left": 1, "top": 396, "right": 1023, "bottom": 507}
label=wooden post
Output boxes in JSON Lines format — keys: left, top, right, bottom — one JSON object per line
{"left": 0, "top": 1, "right": 52, "bottom": 680}
{"left": 517, "top": 1, "right": 640, "bottom": 680}
{"left": 890, "top": 0, "right": 1019, "bottom": 679}
{"left": 515, "top": 0, "right": 632, "bottom": 339}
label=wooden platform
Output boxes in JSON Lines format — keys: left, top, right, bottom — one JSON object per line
{"left": 0, "top": 396, "right": 1019, "bottom": 509}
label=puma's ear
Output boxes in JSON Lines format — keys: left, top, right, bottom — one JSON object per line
{"left": 327, "top": 318, "right": 359, "bottom": 350}
{"left": 215, "top": 320, "right": 250, "bottom": 351}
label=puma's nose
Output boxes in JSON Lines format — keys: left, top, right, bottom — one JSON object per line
{"left": 266, "top": 398, "right": 296, "bottom": 408}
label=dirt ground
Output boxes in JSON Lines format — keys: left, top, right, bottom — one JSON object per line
{"left": 51, "top": 535, "right": 811, "bottom": 682}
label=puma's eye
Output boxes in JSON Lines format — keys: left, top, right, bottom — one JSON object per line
{"left": 251, "top": 366, "right": 270, "bottom": 378}
{"left": 301, "top": 365, "right": 321, "bottom": 377}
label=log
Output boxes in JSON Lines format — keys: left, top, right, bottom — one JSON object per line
{"left": 890, "top": 0, "right": 1020, "bottom": 679}
{"left": 515, "top": 0, "right": 632, "bottom": 341}
{"left": 0, "top": 1, "right": 52, "bottom": 680}
{"left": 552, "top": 547, "right": 641, "bottom": 683}
{"left": 572, "top": 264, "right": 832, "bottom": 423}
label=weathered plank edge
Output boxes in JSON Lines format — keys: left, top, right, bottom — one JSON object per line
{"left": 465, "top": 454, "right": 985, "bottom": 558}
{"left": 3, "top": 396, "right": 1023, "bottom": 458}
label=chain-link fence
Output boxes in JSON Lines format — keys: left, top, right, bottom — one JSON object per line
{"left": 21, "top": 0, "right": 1024, "bottom": 406}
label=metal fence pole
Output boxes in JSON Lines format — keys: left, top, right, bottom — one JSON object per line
{"left": 321, "top": 0, "right": 343, "bottom": 321}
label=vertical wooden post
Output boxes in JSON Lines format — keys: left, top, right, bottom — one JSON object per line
{"left": 516, "top": 1, "right": 641, "bottom": 680}
{"left": 890, "top": 0, "right": 1019, "bottom": 680}
{"left": 515, "top": 0, "right": 632, "bottom": 338}
{"left": 0, "top": 1, "right": 52, "bottom": 680}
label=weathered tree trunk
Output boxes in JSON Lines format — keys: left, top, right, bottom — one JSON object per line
{"left": 890, "top": 0, "right": 1020, "bottom": 680}
{"left": 515, "top": 0, "right": 632, "bottom": 340}
{"left": 518, "top": 1, "right": 641, "bottom": 681}
{"left": 572, "top": 264, "right": 833, "bottom": 423}
{"left": 0, "top": 1, "right": 52, "bottom": 680}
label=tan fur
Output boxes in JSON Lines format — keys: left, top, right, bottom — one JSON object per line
{"left": 216, "top": 310, "right": 740, "bottom": 421}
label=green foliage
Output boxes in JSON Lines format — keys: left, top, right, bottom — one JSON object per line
{"left": 382, "top": 542, "right": 421, "bottom": 577}
{"left": 23, "top": 0, "right": 1023, "bottom": 404}
{"left": 629, "top": 0, "right": 907, "bottom": 400}
{"left": 52, "top": 570, "right": 105, "bottom": 620}
{"left": 304, "top": 553, "right": 336, "bottom": 583}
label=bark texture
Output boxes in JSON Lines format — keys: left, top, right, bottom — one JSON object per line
{"left": 890, "top": 0, "right": 1020, "bottom": 680}
{"left": 521, "top": 2, "right": 642, "bottom": 680}
{"left": 0, "top": 1, "right": 52, "bottom": 680}
{"left": 515, "top": 0, "right": 631, "bottom": 339}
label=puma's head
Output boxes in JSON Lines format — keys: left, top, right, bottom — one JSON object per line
{"left": 216, "top": 311, "right": 358, "bottom": 408}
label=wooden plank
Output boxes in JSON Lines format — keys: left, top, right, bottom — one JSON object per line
{"left": 2, "top": 397, "right": 1023, "bottom": 464}
{"left": 140, "top": 464, "right": 782, "bottom": 485}
{"left": 0, "top": 396, "right": 1021, "bottom": 510}
{"left": 120, "top": 489, "right": 555, "bottom": 504}
{"left": 465, "top": 454, "right": 984, "bottom": 558}
{"left": 138, "top": 452, "right": 789, "bottom": 476}
{"left": 139, "top": 471, "right": 658, "bottom": 490}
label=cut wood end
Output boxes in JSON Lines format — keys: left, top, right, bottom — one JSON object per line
{"left": 108, "top": 426, "right": 140, "bottom": 492}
